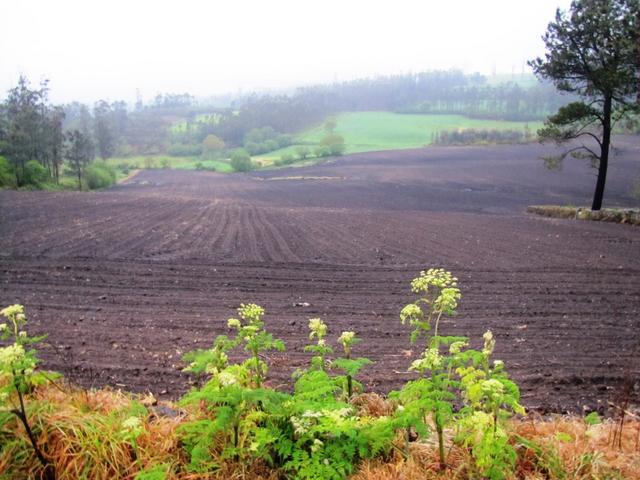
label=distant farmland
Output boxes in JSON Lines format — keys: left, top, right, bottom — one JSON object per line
{"left": 256, "top": 111, "right": 542, "bottom": 162}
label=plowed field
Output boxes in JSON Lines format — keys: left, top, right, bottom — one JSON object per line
{"left": 1, "top": 139, "right": 639, "bottom": 413}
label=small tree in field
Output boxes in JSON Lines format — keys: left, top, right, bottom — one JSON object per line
{"left": 202, "top": 134, "right": 225, "bottom": 158}
{"left": 529, "top": 0, "right": 639, "bottom": 210}
{"left": 230, "top": 149, "right": 253, "bottom": 172}
{"left": 65, "top": 129, "right": 94, "bottom": 190}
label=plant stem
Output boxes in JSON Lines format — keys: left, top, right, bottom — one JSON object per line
{"left": 253, "top": 350, "right": 262, "bottom": 387}
{"left": 13, "top": 379, "right": 55, "bottom": 480}
{"left": 234, "top": 423, "right": 239, "bottom": 449}
{"left": 347, "top": 374, "right": 353, "bottom": 399}
{"left": 404, "top": 427, "right": 411, "bottom": 458}
{"left": 436, "top": 419, "right": 446, "bottom": 470}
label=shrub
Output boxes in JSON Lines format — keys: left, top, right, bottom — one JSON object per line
{"left": 314, "top": 145, "right": 331, "bottom": 158}
{"left": 143, "top": 157, "right": 157, "bottom": 169}
{"left": 320, "top": 133, "right": 346, "bottom": 156}
{"left": 230, "top": 149, "right": 254, "bottom": 172}
{"left": 22, "top": 160, "right": 49, "bottom": 186}
{"left": 276, "top": 134, "right": 292, "bottom": 148}
{"left": 433, "top": 128, "right": 527, "bottom": 145}
{"left": 262, "top": 139, "right": 279, "bottom": 153}
{"left": 0, "top": 156, "right": 15, "bottom": 188}
{"left": 295, "top": 145, "right": 310, "bottom": 160}
{"left": 86, "top": 162, "right": 116, "bottom": 190}
{"left": 280, "top": 153, "right": 295, "bottom": 165}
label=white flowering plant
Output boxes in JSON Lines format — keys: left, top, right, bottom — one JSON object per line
{"left": 392, "top": 269, "right": 469, "bottom": 468}
{"left": 303, "top": 318, "right": 333, "bottom": 372}
{"left": 180, "top": 303, "right": 287, "bottom": 470}
{"left": 0, "top": 304, "right": 55, "bottom": 479}
{"left": 454, "top": 330, "right": 525, "bottom": 479}
{"left": 332, "top": 331, "right": 372, "bottom": 400}
{"left": 227, "top": 303, "right": 285, "bottom": 388}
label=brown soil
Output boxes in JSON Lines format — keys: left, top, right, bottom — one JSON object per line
{"left": 1, "top": 138, "right": 639, "bottom": 414}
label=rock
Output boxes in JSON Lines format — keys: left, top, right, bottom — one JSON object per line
{"left": 151, "top": 404, "right": 184, "bottom": 419}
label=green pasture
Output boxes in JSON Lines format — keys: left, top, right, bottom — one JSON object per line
{"left": 107, "top": 112, "right": 542, "bottom": 171}
{"left": 104, "top": 155, "right": 233, "bottom": 173}
{"left": 255, "top": 111, "right": 542, "bottom": 164}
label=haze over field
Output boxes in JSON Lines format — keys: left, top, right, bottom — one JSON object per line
{"left": 1, "top": 0, "right": 571, "bottom": 103}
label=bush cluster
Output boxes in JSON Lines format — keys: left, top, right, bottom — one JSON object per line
{"left": 244, "top": 127, "right": 291, "bottom": 155}
{"left": 433, "top": 128, "right": 532, "bottom": 145}
{"left": 85, "top": 161, "right": 117, "bottom": 189}
{"left": 230, "top": 149, "right": 254, "bottom": 172}
{"left": 0, "top": 156, "right": 15, "bottom": 187}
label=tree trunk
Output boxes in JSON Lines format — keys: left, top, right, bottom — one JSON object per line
{"left": 591, "top": 96, "right": 612, "bottom": 211}
{"left": 77, "top": 164, "right": 82, "bottom": 191}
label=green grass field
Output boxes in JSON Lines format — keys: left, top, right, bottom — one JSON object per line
{"left": 104, "top": 155, "right": 233, "bottom": 173}
{"left": 255, "top": 111, "right": 542, "bottom": 164}
{"left": 107, "top": 112, "right": 542, "bottom": 171}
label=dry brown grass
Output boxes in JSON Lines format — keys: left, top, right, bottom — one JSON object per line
{"left": 352, "top": 417, "right": 640, "bottom": 480}
{"left": 2, "top": 383, "right": 638, "bottom": 479}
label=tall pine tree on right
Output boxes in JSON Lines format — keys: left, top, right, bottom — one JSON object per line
{"left": 529, "top": 0, "right": 639, "bottom": 210}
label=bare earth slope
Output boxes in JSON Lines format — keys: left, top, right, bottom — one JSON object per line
{"left": 1, "top": 138, "right": 639, "bottom": 413}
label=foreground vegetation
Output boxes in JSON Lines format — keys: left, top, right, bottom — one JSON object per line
{"left": 1, "top": 269, "right": 638, "bottom": 479}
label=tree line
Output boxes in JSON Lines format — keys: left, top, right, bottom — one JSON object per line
{"left": 0, "top": 70, "right": 571, "bottom": 186}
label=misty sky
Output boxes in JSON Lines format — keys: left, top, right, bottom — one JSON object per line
{"left": 1, "top": 0, "right": 572, "bottom": 104}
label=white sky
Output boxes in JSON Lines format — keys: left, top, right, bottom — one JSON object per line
{"left": 0, "top": 0, "right": 572, "bottom": 104}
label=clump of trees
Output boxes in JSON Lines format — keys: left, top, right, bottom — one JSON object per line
{"left": 0, "top": 76, "right": 120, "bottom": 190}
{"left": 317, "top": 118, "right": 346, "bottom": 156}
{"left": 0, "top": 77, "right": 66, "bottom": 187}
{"left": 433, "top": 127, "right": 534, "bottom": 146}
{"left": 243, "top": 126, "right": 291, "bottom": 155}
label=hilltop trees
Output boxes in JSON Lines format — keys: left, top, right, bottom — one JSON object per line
{"left": 65, "top": 129, "right": 94, "bottom": 189}
{"left": 0, "top": 76, "right": 66, "bottom": 186}
{"left": 529, "top": 0, "right": 639, "bottom": 210}
{"left": 93, "top": 100, "right": 116, "bottom": 159}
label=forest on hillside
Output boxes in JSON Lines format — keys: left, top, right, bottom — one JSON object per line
{"left": 0, "top": 70, "right": 576, "bottom": 188}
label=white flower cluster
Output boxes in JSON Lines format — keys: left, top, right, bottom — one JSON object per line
{"left": 0, "top": 343, "right": 25, "bottom": 366}
{"left": 400, "top": 304, "right": 422, "bottom": 325}
{"left": 290, "top": 407, "right": 353, "bottom": 437}
{"left": 237, "top": 303, "right": 264, "bottom": 322}
{"left": 337, "top": 331, "right": 355, "bottom": 347}
{"left": 227, "top": 318, "right": 241, "bottom": 329}
{"left": 480, "top": 378, "right": 505, "bottom": 397}
{"left": 409, "top": 347, "right": 442, "bottom": 372}
{"left": 308, "top": 318, "right": 327, "bottom": 341}
{"left": 449, "top": 340, "right": 468, "bottom": 355}
{"left": 433, "top": 286, "right": 461, "bottom": 314}
{"left": 338, "top": 331, "right": 357, "bottom": 355}
{"left": 482, "top": 330, "right": 495, "bottom": 357}
{"left": 410, "top": 268, "right": 458, "bottom": 294}
{"left": 217, "top": 371, "right": 238, "bottom": 387}
{"left": 0, "top": 304, "right": 24, "bottom": 319}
